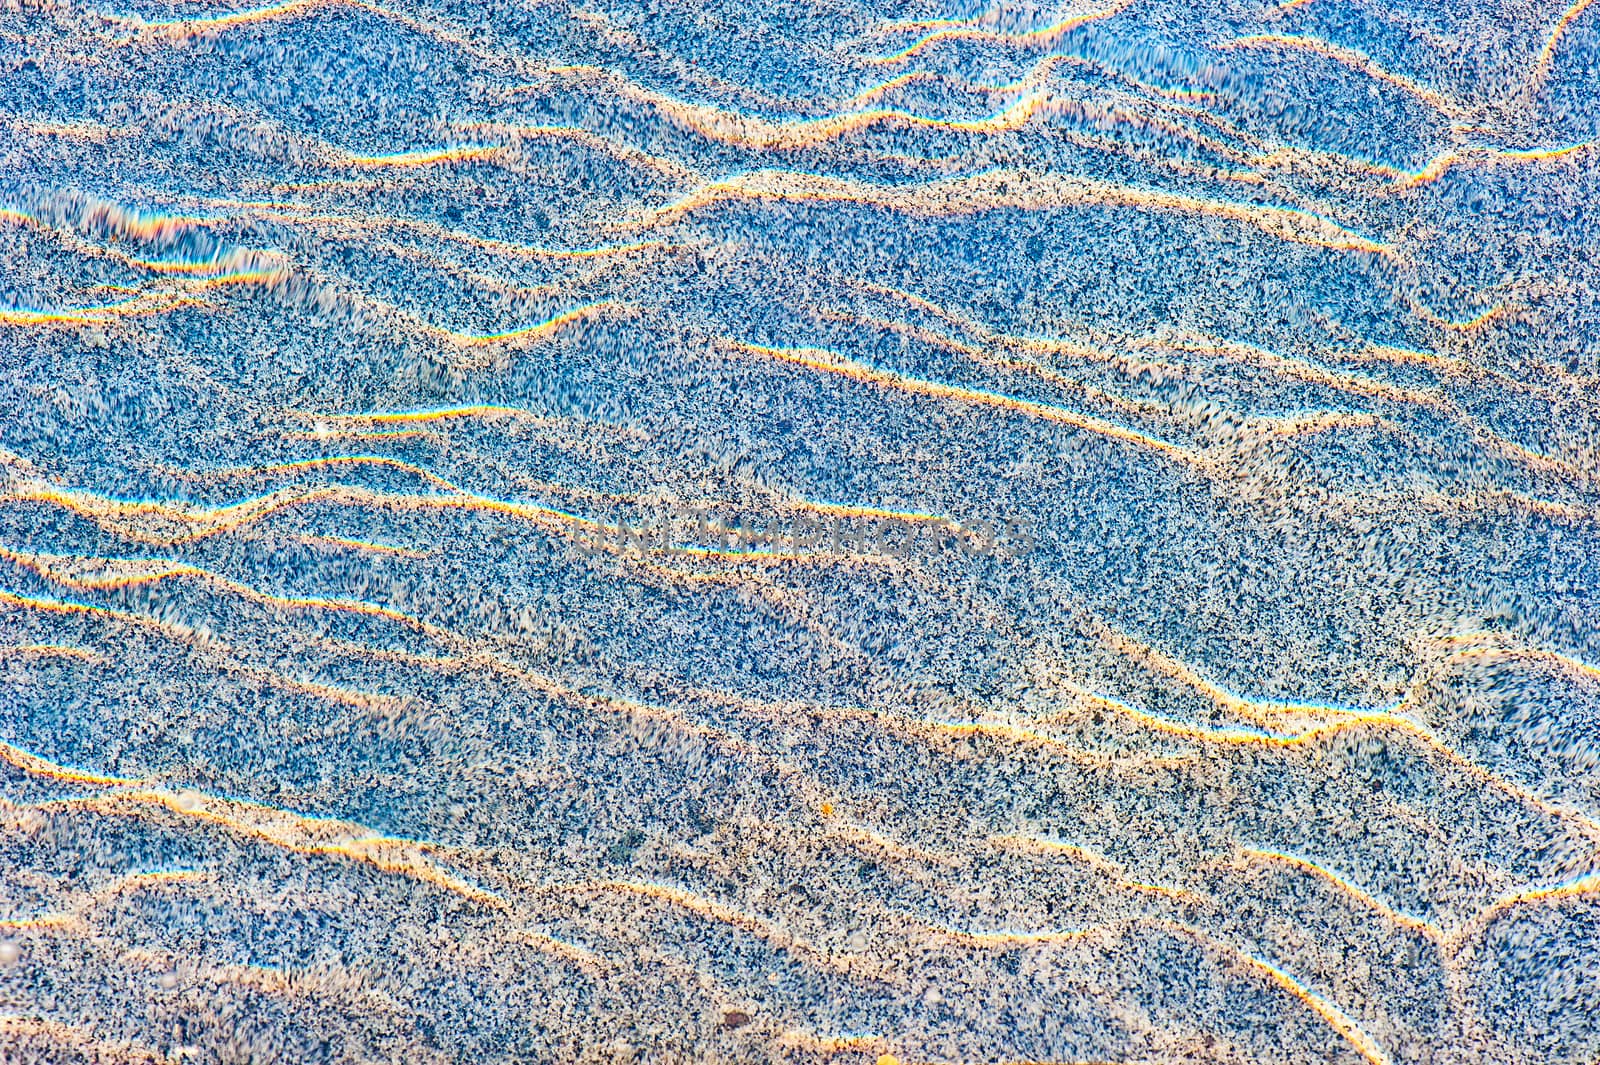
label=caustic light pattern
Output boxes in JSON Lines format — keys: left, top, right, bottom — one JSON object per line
{"left": 0, "top": 0, "right": 1598, "bottom": 1061}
